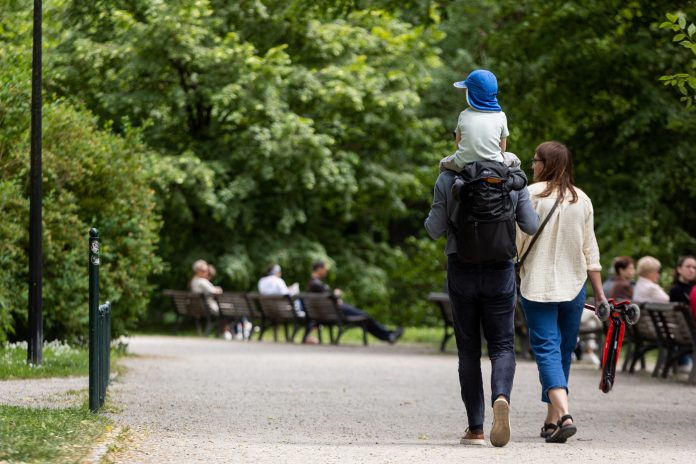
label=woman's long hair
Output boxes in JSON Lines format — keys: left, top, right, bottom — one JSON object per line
{"left": 673, "top": 255, "right": 696, "bottom": 284}
{"left": 534, "top": 141, "right": 578, "bottom": 203}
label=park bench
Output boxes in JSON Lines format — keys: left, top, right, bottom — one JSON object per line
{"left": 643, "top": 302, "right": 696, "bottom": 384}
{"left": 247, "top": 293, "right": 303, "bottom": 343}
{"left": 297, "top": 292, "right": 369, "bottom": 346}
{"left": 215, "top": 292, "right": 259, "bottom": 339}
{"left": 622, "top": 303, "right": 659, "bottom": 374}
{"left": 163, "top": 290, "right": 216, "bottom": 336}
{"left": 426, "top": 292, "right": 455, "bottom": 352}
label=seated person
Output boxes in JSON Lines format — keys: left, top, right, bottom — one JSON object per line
{"left": 602, "top": 257, "right": 621, "bottom": 297}
{"left": 307, "top": 261, "right": 404, "bottom": 344}
{"left": 207, "top": 264, "right": 217, "bottom": 281}
{"left": 669, "top": 255, "right": 696, "bottom": 303}
{"left": 669, "top": 255, "right": 696, "bottom": 373}
{"left": 258, "top": 264, "right": 317, "bottom": 344}
{"left": 190, "top": 259, "right": 222, "bottom": 314}
{"left": 577, "top": 310, "right": 602, "bottom": 367}
{"left": 632, "top": 256, "right": 669, "bottom": 303}
{"left": 258, "top": 264, "right": 300, "bottom": 297}
{"left": 609, "top": 256, "right": 635, "bottom": 301}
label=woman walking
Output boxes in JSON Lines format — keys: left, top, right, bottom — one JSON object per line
{"left": 516, "top": 141, "right": 607, "bottom": 443}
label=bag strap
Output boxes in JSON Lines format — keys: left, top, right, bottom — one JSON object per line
{"left": 517, "top": 195, "right": 562, "bottom": 268}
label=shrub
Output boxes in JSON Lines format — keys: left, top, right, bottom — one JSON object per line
{"left": 0, "top": 49, "right": 162, "bottom": 342}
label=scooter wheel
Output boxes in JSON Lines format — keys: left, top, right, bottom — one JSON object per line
{"left": 601, "top": 378, "right": 613, "bottom": 393}
{"left": 596, "top": 301, "right": 611, "bottom": 322}
{"left": 625, "top": 304, "right": 640, "bottom": 325}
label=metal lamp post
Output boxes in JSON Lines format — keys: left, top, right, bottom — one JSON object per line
{"left": 28, "top": 0, "right": 43, "bottom": 365}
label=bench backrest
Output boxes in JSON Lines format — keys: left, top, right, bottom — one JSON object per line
{"left": 427, "top": 292, "right": 454, "bottom": 325}
{"left": 633, "top": 303, "right": 658, "bottom": 341}
{"left": 298, "top": 292, "right": 341, "bottom": 322}
{"left": 248, "top": 293, "right": 297, "bottom": 321}
{"left": 163, "top": 290, "right": 209, "bottom": 318}
{"left": 216, "top": 292, "right": 255, "bottom": 318}
{"left": 644, "top": 302, "right": 696, "bottom": 348}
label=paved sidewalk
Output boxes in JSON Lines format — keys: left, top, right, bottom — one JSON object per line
{"left": 0, "top": 376, "right": 86, "bottom": 409}
{"left": 109, "top": 336, "right": 696, "bottom": 463}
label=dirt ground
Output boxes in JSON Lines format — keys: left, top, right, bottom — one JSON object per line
{"left": 106, "top": 335, "right": 696, "bottom": 463}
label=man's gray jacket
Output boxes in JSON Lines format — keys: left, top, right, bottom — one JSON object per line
{"left": 424, "top": 170, "right": 540, "bottom": 256}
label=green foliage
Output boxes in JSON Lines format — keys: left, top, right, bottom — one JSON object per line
{"left": 3, "top": 0, "right": 696, "bottom": 335}
{"left": 435, "top": 0, "right": 696, "bottom": 269}
{"left": 0, "top": 38, "right": 161, "bottom": 341}
{"left": 660, "top": 12, "right": 696, "bottom": 107}
{"left": 52, "top": 0, "right": 447, "bottom": 323}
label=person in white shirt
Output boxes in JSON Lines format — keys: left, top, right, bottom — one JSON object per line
{"left": 516, "top": 141, "right": 607, "bottom": 444}
{"left": 632, "top": 256, "right": 669, "bottom": 303}
{"left": 258, "top": 264, "right": 299, "bottom": 296}
{"left": 258, "top": 264, "right": 317, "bottom": 343}
{"left": 190, "top": 259, "right": 221, "bottom": 314}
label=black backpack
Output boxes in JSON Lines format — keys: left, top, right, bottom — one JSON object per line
{"left": 450, "top": 161, "right": 527, "bottom": 264}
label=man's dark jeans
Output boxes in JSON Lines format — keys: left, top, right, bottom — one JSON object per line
{"left": 340, "top": 303, "right": 392, "bottom": 341}
{"left": 447, "top": 255, "right": 517, "bottom": 432}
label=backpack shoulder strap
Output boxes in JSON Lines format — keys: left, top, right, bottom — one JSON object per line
{"left": 517, "top": 195, "right": 562, "bottom": 267}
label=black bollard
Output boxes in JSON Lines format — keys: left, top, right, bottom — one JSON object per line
{"left": 99, "top": 302, "right": 111, "bottom": 405}
{"left": 105, "top": 302, "right": 111, "bottom": 388}
{"left": 89, "top": 228, "right": 100, "bottom": 412}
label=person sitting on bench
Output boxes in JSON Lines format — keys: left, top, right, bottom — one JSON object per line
{"left": 306, "top": 261, "right": 403, "bottom": 344}
{"left": 190, "top": 259, "right": 222, "bottom": 315}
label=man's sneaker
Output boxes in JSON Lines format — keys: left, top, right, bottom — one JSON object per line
{"left": 490, "top": 398, "right": 511, "bottom": 447}
{"left": 388, "top": 327, "right": 404, "bottom": 344}
{"left": 460, "top": 428, "right": 485, "bottom": 446}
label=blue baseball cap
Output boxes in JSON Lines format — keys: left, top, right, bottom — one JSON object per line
{"left": 453, "top": 70, "right": 501, "bottom": 112}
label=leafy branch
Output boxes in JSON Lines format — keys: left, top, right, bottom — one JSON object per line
{"left": 660, "top": 12, "right": 696, "bottom": 108}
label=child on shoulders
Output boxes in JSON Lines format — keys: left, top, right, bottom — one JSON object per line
{"left": 440, "top": 69, "right": 521, "bottom": 172}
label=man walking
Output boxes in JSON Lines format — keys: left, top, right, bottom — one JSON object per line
{"left": 425, "top": 162, "right": 538, "bottom": 446}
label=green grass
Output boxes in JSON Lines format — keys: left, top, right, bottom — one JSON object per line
{"left": 0, "top": 403, "right": 111, "bottom": 463}
{"left": 254, "top": 325, "right": 451, "bottom": 349}
{"left": 0, "top": 341, "right": 88, "bottom": 380}
{"left": 0, "top": 340, "right": 129, "bottom": 380}
{"left": 0, "top": 342, "right": 126, "bottom": 462}
{"left": 136, "top": 321, "right": 454, "bottom": 349}
{"left": 325, "top": 325, "right": 446, "bottom": 346}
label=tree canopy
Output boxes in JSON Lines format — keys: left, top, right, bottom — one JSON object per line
{"left": 1, "top": 0, "right": 695, "bottom": 340}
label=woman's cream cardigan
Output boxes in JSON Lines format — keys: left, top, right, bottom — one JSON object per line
{"left": 517, "top": 182, "right": 602, "bottom": 302}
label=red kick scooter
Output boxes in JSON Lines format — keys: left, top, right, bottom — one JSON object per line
{"left": 584, "top": 299, "right": 640, "bottom": 393}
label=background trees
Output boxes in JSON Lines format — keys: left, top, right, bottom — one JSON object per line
{"left": 1, "top": 41, "right": 161, "bottom": 342}
{"left": 1, "top": 0, "right": 695, "bottom": 340}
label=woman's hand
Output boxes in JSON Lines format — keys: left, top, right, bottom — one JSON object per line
{"left": 587, "top": 270, "right": 607, "bottom": 303}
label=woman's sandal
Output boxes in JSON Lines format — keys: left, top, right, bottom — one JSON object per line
{"left": 545, "top": 414, "right": 577, "bottom": 444}
{"left": 540, "top": 422, "right": 557, "bottom": 438}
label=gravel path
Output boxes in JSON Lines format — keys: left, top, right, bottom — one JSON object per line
{"left": 109, "top": 335, "right": 696, "bottom": 463}
{"left": 0, "top": 376, "right": 86, "bottom": 408}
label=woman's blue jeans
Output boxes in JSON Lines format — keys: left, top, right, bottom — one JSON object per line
{"left": 521, "top": 286, "right": 586, "bottom": 403}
